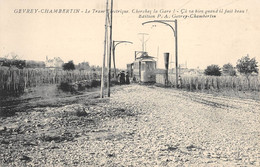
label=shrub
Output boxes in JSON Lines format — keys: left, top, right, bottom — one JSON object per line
{"left": 58, "top": 81, "right": 77, "bottom": 92}
{"left": 91, "top": 80, "right": 101, "bottom": 87}
{"left": 204, "top": 65, "right": 221, "bottom": 76}
{"left": 58, "top": 79, "right": 101, "bottom": 92}
{"left": 63, "top": 61, "right": 75, "bottom": 71}
{"left": 223, "top": 63, "right": 236, "bottom": 76}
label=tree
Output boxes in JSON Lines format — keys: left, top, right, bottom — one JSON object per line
{"left": 204, "top": 64, "right": 221, "bottom": 76}
{"left": 63, "top": 60, "right": 75, "bottom": 70}
{"left": 222, "top": 63, "right": 236, "bottom": 76}
{"left": 76, "top": 61, "right": 90, "bottom": 70}
{"left": 1, "top": 58, "right": 26, "bottom": 69}
{"left": 236, "top": 55, "right": 258, "bottom": 77}
{"left": 4, "top": 52, "right": 20, "bottom": 60}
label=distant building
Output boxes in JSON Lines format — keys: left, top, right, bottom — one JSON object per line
{"left": 176, "top": 68, "right": 204, "bottom": 76}
{"left": 45, "top": 56, "right": 64, "bottom": 68}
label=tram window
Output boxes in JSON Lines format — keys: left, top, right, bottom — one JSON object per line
{"left": 146, "top": 63, "right": 150, "bottom": 70}
{"left": 134, "top": 62, "right": 139, "bottom": 69}
{"left": 152, "top": 63, "right": 155, "bottom": 69}
{"left": 141, "top": 63, "right": 145, "bottom": 71}
{"left": 146, "top": 62, "right": 155, "bottom": 70}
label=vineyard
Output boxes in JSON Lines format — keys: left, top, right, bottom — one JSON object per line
{"left": 0, "top": 67, "right": 101, "bottom": 95}
{"left": 156, "top": 74, "right": 260, "bottom": 91}
{"left": 1, "top": 66, "right": 259, "bottom": 96}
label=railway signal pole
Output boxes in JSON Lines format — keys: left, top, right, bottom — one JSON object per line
{"left": 142, "top": 20, "right": 179, "bottom": 88}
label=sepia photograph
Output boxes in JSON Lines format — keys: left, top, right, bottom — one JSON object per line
{"left": 0, "top": 0, "right": 259, "bottom": 166}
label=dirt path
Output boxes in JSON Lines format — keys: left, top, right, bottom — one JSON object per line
{"left": 1, "top": 84, "right": 259, "bottom": 166}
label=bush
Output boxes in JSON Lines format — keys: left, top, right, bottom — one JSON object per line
{"left": 58, "top": 81, "right": 77, "bottom": 92}
{"left": 63, "top": 61, "right": 75, "bottom": 71}
{"left": 223, "top": 63, "right": 236, "bottom": 76}
{"left": 91, "top": 80, "right": 101, "bottom": 87}
{"left": 204, "top": 65, "right": 221, "bottom": 76}
{"left": 58, "top": 80, "right": 101, "bottom": 92}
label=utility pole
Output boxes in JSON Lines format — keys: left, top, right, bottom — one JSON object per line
{"left": 100, "top": 0, "right": 109, "bottom": 98}
{"left": 112, "top": 41, "right": 116, "bottom": 78}
{"left": 138, "top": 33, "right": 149, "bottom": 52}
{"left": 107, "top": 0, "right": 113, "bottom": 97}
{"left": 157, "top": 46, "right": 159, "bottom": 64}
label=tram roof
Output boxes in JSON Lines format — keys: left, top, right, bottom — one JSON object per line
{"left": 141, "top": 59, "right": 156, "bottom": 62}
{"left": 136, "top": 52, "right": 155, "bottom": 60}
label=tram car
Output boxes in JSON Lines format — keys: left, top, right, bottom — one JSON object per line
{"left": 127, "top": 52, "right": 157, "bottom": 83}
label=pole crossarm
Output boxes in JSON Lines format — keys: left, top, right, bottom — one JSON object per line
{"left": 142, "top": 20, "right": 176, "bottom": 36}
{"left": 113, "top": 41, "right": 133, "bottom": 48}
{"left": 112, "top": 40, "right": 133, "bottom": 78}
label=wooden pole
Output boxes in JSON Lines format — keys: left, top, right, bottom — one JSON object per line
{"left": 101, "top": 0, "right": 109, "bottom": 98}
{"left": 175, "top": 19, "right": 178, "bottom": 88}
{"left": 112, "top": 41, "right": 116, "bottom": 78}
{"left": 107, "top": 0, "right": 113, "bottom": 97}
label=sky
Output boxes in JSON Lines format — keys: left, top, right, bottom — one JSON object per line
{"left": 0, "top": 0, "right": 259, "bottom": 69}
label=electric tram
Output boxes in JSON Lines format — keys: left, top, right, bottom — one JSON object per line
{"left": 127, "top": 52, "right": 157, "bottom": 83}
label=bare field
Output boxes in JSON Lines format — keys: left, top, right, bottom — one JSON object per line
{"left": 0, "top": 84, "right": 259, "bottom": 166}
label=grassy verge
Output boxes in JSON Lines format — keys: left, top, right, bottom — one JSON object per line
{"left": 154, "top": 83, "right": 259, "bottom": 101}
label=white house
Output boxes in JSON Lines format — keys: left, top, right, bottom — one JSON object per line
{"left": 45, "top": 56, "right": 64, "bottom": 68}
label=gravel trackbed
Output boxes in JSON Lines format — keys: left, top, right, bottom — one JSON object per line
{"left": 1, "top": 84, "right": 259, "bottom": 166}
